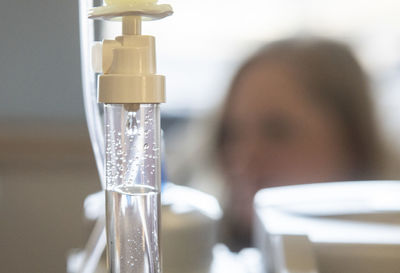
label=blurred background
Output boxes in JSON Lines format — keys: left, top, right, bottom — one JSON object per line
{"left": 1, "top": 0, "right": 400, "bottom": 272}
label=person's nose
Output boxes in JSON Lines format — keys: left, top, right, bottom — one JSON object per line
{"left": 235, "top": 135, "right": 268, "bottom": 179}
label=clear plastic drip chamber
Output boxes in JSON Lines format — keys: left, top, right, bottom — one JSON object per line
{"left": 89, "top": 1, "right": 172, "bottom": 272}
{"left": 105, "top": 103, "right": 161, "bottom": 273}
{"left": 105, "top": 104, "right": 161, "bottom": 191}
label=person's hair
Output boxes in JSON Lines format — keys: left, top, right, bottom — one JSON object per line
{"left": 217, "top": 36, "right": 384, "bottom": 180}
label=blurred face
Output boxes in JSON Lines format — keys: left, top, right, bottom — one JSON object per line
{"left": 220, "top": 61, "right": 355, "bottom": 234}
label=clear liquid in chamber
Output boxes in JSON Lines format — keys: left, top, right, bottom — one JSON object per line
{"left": 106, "top": 185, "right": 161, "bottom": 273}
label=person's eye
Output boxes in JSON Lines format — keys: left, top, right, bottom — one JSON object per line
{"left": 220, "top": 123, "right": 242, "bottom": 144}
{"left": 261, "top": 116, "right": 296, "bottom": 143}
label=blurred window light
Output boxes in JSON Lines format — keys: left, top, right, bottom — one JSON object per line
{"left": 104, "top": 0, "right": 400, "bottom": 119}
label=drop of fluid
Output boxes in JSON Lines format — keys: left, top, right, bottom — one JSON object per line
{"left": 126, "top": 112, "right": 138, "bottom": 136}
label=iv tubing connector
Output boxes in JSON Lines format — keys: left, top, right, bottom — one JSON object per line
{"left": 123, "top": 16, "right": 141, "bottom": 35}
{"left": 94, "top": 14, "right": 165, "bottom": 104}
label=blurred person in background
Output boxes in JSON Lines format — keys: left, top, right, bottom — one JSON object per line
{"left": 216, "top": 36, "right": 387, "bottom": 251}
{"left": 169, "top": 36, "right": 391, "bottom": 252}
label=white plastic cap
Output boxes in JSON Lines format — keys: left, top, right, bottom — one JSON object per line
{"left": 92, "top": 17, "right": 165, "bottom": 103}
{"left": 89, "top": 0, "right": 172, "bottom": 104}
